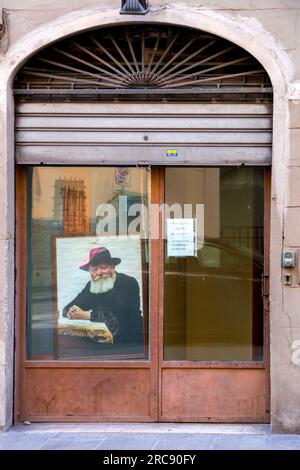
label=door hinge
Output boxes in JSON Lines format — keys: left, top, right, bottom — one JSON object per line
{"left": 261, "top": 273, "right": 270, "bottom": 297}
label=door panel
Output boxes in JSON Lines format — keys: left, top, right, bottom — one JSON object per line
{"left": 161, "top": 167, "right": 269, "bottom": 422}
{"left": 25, "top": 367, "right": 152, "bottom": 419}
{"left": 161, "top": 368, "right": 266, "bottom": 422}
{"left": 16, "top": 166, "right": 159, "bottom": 422}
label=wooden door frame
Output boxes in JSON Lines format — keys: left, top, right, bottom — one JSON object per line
{"left": 15, "top": 166, "right": 27, "bottom": 424}
{"left": 15, "top": 165, "right": 270, "bottom": 423}
{"left": 15, "top": 165, "right": 161, "bottom": 423}
{"left": 157, "top": 167, "right": 271, "bottom": 423}
{"left": 263, "top": 167, "right": 271, "bottom": 418}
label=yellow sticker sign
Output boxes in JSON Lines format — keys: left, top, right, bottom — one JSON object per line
{"left": 165, "top": 149, "right": 178, "bottom": 157}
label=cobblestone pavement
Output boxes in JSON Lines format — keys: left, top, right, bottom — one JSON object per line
{"left": 1, "top": 424, "right": 300, "bottom": 450}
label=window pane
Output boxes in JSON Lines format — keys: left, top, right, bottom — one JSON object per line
{"left": 26, "top": 167, "right": 150, "bottom": 361}
{"left": 164, "top": 167, "right": 264, "bottom": 361}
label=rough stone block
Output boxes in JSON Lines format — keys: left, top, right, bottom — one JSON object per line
{"left": 0, "top": 239, "right": 14, "bottom": 395}
{"left": 271, "top": 364, "right": 300, "bottom": 433}
{"left": 4, "top": 0, "right": 115, "bottom": 9}
{"left": 282, "top": 287, "right": 300, "bottom": 328}
{"left": 246, "top": 10, "right": 297, "bottom": 50}
{"left": 0, "top": 192, "right": 13, "bottom": 242}
{"left": 287, "top": 49, "right": 300, "bottom": 83}
{"left": 284, "top": 207, "right": 300, "bottom": 246}
{"left": 155, "top": 433, "right": 217, "bottom": 450}
{"left": 97, "top": 432, "right": 162, "bottom": 450}
{"left": 0, "top": 156, "right": 14, "bottom": 240}
{"left": 0, "top": 239, "right": 14, "bottom": 304}
{"left": 269, "top": 435, "right": 300, "bottom": 450}
{"left": 212, "top": 434, "right": 269, "bottom": 450}
{"left": 0, "top": 241, "right": 8, "bottom": 304}
{"left": 271, "top": 326, "right": 298, "bottom": 369}
{"left": 1, "top": 1, "right": 117, "bottom": 45}
{"left": 251, "top": 1, "right": 300, "bottom": 9}
{"left": 289, "top": 129, "right": 300, "bottom": 166}
{"left": 186, "top": 0, "right": 253, "bottom": 9}
{"left": 286, "top": 167, "right": 300, "bottom": 206}
{"left": 0, "top": 432, "right": 57, "bottom": 450}
{"left": 0, "top": 339, "right": 5, "bottom": 367}
{"left": 41, "top": 438, "right": 101, "bottom": 451}
{"left": 289, "top": 101, "right": 300, "bottom": 129}
{"left": 0, "top": 364, "right": 8, "bottom": 429}
{"left": 296, "top": 10, "right": 300, "bottom": 49}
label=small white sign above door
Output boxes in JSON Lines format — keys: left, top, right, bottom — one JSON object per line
{"left": 167, "top": 218, "right": 197, "bottom": 257}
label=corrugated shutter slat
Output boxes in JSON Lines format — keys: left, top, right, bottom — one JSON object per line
{"left": 15, "top": 103, "right": 272, "bottom": 166}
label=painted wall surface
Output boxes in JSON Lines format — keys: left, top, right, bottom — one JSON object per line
{"left": 0, "top": 0, "right": 299, "bottom": 432}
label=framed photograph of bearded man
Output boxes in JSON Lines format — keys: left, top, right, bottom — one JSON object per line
{"left": 52, "top": 234, "right": 148, "bottom": 360}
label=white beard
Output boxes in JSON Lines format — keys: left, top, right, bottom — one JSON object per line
{"left": 90, "top": 271, "right": 117, "bottom": 294}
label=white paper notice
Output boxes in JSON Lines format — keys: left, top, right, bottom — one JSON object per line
{"left": 167, "top": 218, "right": 197, "bottom": 257}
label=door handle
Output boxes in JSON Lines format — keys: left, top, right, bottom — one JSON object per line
{"left": 261, "top": 273, "right": 269, "bottom": 298}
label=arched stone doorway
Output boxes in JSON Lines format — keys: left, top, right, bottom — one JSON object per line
{"left": 13, "top": 22, "right": 272, "bottom": 422}
{"left": 14, "top": 23, "right": 272, "bottom": 94}
{"left": 0, "top": 6, "right": 289, "bottom": 428}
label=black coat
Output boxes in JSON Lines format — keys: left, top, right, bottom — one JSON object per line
{"left": 63, "top": 273, "right": 144, "bottom": 344}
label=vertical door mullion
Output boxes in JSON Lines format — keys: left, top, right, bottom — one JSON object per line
{"left": 264, "top": 168, "right": 271, "bottom": 417}
{"left": 149, "top": 167, "right": 164, "bottom": 421}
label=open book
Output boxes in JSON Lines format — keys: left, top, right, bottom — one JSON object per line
{"left": 58, "top": 319, "right": 113, "bottom": 344}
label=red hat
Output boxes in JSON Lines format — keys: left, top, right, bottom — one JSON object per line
{"left": 79, "top": 247, "right": 121, "bottom": 271}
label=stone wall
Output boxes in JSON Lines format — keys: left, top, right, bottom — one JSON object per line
{"left": 0, "top": 1, "right": 299, "bottom": 432}
{"left": 1, "top": 1, "right": 300, "bottom": 79}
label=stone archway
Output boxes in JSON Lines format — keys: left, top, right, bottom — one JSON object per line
{"left": 0, "top": 6, "right": 290, "bottom": 429}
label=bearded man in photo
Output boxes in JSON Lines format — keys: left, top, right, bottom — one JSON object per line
{"left": 62, "top": 247, "right": 144, "bottom": 347}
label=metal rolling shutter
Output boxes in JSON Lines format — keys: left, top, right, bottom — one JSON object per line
{"left": 15, "top": 102, "right": 272, "bottom": 166}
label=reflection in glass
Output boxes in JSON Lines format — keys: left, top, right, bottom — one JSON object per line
{"left": 26, "top": 167, "right": 150, "bottom": 361}
{"left": 164, "top": 167, "right": 265, "bottom": 362}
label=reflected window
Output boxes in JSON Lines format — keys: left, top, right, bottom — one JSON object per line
{"left": 164, "top": 167, "right": 265, "bottom": 362}
{"left": 26, "top": 167, "right": 150, "bottom": 361}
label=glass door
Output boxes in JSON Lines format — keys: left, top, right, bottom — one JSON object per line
{"left": 160, "top": 167, "right": 269, "bottom": 422}
{"left": 17, "top": 165, "right": 269, "bottom": 422}
{"left": 17, "top": 166, "right": 160, "bottom": 422}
